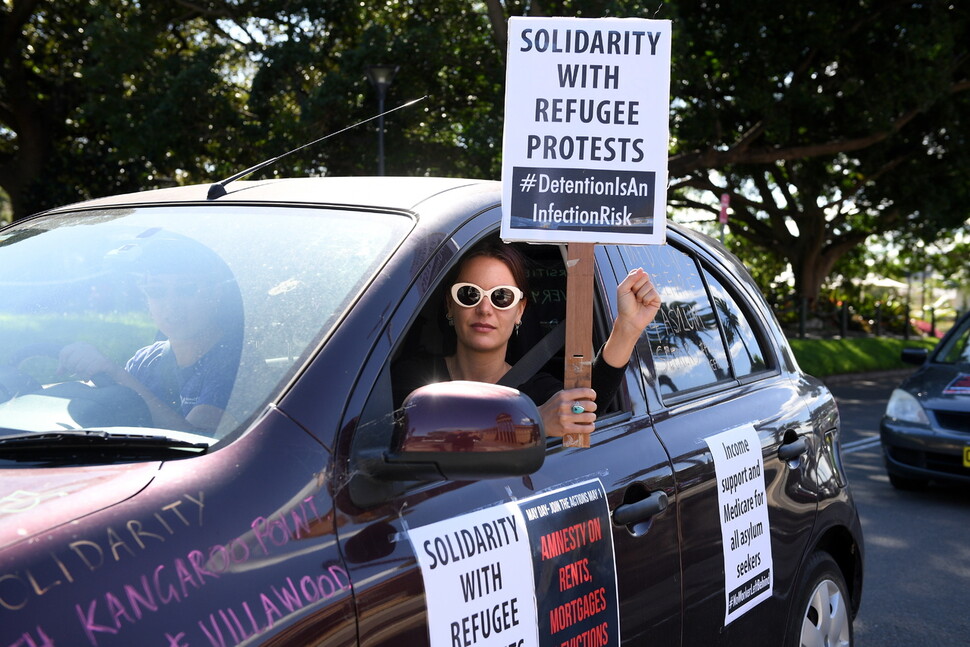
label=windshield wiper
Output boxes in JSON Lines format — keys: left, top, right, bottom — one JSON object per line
{"left": 0, "top": 429, "right": 213, "bottom": 464}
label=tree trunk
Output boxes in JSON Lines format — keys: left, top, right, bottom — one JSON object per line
{"left": 786, "top": 229, "right": 870, "bottom": 308}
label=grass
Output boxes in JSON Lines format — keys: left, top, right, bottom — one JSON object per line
{"left": 788, "top": 336, "right": 938, "bottom": 378}
{"left": 1, "top": 312, "right": 156, "bottom": 383}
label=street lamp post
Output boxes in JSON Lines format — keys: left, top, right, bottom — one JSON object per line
{"left": 366, "top": 64, "right": 399, "bottom": 176}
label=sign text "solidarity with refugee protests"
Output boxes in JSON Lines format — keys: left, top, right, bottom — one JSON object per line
{"left": 519, "top": 28, "right": 664, "bottom": 164}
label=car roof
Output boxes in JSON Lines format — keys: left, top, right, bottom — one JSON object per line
{"left": 44, "top": 176, "right": 502, "bottom": 214}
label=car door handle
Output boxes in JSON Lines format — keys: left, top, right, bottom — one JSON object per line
{"left": 612, "top": 490, "right": 669, "bottom": 526}
{"left": 778, "top": 436, "right": 807, "bottom": 461}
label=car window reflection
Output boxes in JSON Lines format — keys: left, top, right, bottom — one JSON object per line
{"left": 623, "top": 244, "right": 731, "bottom": 397}
{"left": 0, "top": 207, "right": 412, "bottom": 443}
{"left": 703, "top": 268, "right": 768, "bottom": 376}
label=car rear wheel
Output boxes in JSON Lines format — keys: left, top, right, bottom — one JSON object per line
{"left": 787, "top": 551, "right": 853, "bottom": 647}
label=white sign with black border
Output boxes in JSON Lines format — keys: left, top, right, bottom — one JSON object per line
{"left": 501, "top": 16, "right": 671, "bottom": 245}
{"left": 705, "top": 424, "right": 775, "bottom": 625}
{"left": 409, "top": 502, "right": 537, "bottom": 647}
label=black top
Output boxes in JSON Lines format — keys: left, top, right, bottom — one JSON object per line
{"left": 392, "top": 348, "right": 626, "bottom": 410}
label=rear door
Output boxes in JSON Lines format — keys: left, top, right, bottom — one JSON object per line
{"left": 329, "top": 215, "right": 683, "bottom": 646}
{"left": 612, "top": 236, "right": 820, "bottom": 644}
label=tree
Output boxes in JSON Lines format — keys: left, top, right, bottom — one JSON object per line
{"left": 1, "top": 0, "right": 265, "bottom": 220}
{"left": 1, "top": 0, "right": 507, "bottom": 221}
{"left": 3, "top": 0, "right": 968, "bottom": 315}
{"left": 665, "top": 0, "right": 970, "bottom": 304}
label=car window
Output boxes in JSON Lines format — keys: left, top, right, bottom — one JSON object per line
{"left": 620, "top": 244, "right": 731, "bottom": 399}
{"left": 936, "top": 315, "right": 970, "bottom": 364}
{"left": 703, "top": 268, "right": 769, "bottom": 377}
{"left": 0, "top": 206, "right": 411, "bottom": 442}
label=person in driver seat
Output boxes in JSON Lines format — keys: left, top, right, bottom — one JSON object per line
{"left": 57, "top": 234, "right": 243, "bottom": 434}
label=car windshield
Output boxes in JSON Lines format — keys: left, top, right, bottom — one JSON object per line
{"left": 0, "top": 205, "right": 411, "bottom": 444}
{"left": 935, "top": 314, "right": 970, "bottom": 365}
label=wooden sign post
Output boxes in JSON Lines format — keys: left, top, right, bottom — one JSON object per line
{"left": 561, "top": 242, "right": 595, "bottom": 448}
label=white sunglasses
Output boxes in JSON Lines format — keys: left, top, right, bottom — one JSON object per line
{"left": 450, "top": 282, "right": 524, "bottom": 310}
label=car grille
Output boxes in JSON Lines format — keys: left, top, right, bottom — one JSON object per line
{"left": 932, "top": 410, "right": 970, "bottom": 433}
{"left": 888, "top": 446, "right": 970, "bottom": 477}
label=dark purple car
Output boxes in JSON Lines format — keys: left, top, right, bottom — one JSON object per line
{"left": 0, "top": 177, "right": 863, "bottom": 646}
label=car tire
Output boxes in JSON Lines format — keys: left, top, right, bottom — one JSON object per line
{"left": 787, "top": 551, "right": 853, "bottom": 647}
{"left": 887, "top": 470, "right": 928, "bottom": 491}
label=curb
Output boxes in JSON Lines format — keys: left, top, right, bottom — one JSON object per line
{"left": 821, "top": 368, "right": 915, "bottom": 386}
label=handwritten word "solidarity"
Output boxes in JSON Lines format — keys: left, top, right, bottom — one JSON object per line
{"left": 0, "top": 493, "right": 205, "bottom": 613}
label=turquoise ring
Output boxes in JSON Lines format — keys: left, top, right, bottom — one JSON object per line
{"left": 571, "top": 404, "right": 585, "bottom": 414}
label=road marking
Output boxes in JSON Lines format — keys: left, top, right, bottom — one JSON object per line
{"left": 842, "top": 436, "right": 881, "bottom": 454}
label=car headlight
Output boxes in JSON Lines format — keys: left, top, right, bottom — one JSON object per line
{"left": 884, "top": 388, "right": 930, "bottom": 425}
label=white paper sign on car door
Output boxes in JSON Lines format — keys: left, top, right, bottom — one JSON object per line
{"left": 705, "top": 424, "right": 774, "bottom": 625}
{"left": 409, "top": 502, "right": 539, "bottom": 647}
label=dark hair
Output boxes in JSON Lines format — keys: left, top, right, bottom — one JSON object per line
{"left": 448, "top": 235, "right": 531, "bottom": 298}
{"left": 110, "top": 233, "right": 244, "bottom": 342}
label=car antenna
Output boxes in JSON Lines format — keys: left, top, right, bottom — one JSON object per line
{"left": 206, "top": 95, "right": 427, "bottom": 200}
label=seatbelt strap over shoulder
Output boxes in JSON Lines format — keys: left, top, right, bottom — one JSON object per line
{"left": 498, "top": 320, "right": 566, "bottom": 389}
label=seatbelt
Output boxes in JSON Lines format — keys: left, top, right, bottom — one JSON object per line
{"left": 498, "top": 320, "right": 566, "bottom": 389}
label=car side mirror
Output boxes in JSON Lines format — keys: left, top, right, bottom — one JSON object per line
{"left": 901, "top": 347, "right": 928, "bottom": 366}
{"left": 347, "top": 381, "right": 545, "bottom": 508}
{"left": 363, "top": 381, "right": 545, "bottom": 482}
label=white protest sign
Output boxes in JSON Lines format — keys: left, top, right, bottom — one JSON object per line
{"left": 501, "top": 16, "right": 671, "bottom": 245}
{"left": 409, "top": 503, "right": 539, "bottom": 647}
{"left": 705, "top": 425, "right": 774, "bottom": 624}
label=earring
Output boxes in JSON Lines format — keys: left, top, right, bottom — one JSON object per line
{"left": 446, "top": 314, "right": 454, "bottom": 327}
{"left": 515, "top": 321, "right": 521, "bottom": 336}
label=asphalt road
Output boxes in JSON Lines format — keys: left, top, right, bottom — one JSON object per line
{"left": 827, "top": 372, "right": 970, "bottom": 646}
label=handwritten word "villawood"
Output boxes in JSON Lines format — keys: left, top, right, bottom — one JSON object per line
{"left": 197, "top": 565, "right": 350, "bottom": 647}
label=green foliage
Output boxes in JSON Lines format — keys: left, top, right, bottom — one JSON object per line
{"left": 665, "top": 0, "right": 970, "bottom": 303}
{"left": 2, "top": 0, "right": 968, "bottom": 310}
{"left": 0, "top": 187, "right": 10, "bottom": 225}
{"left": 0, "top": 0, "right": 513, "bottom": 219}
{"left": 789, "top": 336, "right": 938, "bottom": 378}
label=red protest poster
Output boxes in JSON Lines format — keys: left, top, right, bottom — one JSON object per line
{"left": 521, "top": 480, "right": 620, "bottom": 647}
